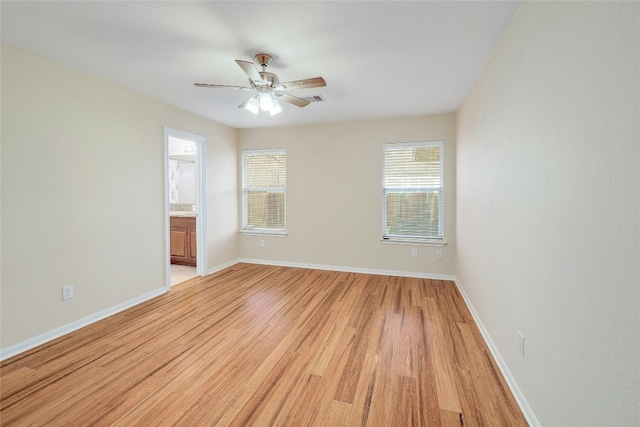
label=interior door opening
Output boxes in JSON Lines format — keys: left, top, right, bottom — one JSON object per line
{"left": 164, "top": 128, "right": 207, "bottom": 288}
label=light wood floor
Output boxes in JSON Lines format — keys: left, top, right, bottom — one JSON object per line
{"left": 1, "top": 263, "right": 526, "bottom": 426}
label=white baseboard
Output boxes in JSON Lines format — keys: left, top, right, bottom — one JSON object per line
{"left": 453, "top": 277, "right": 539, "bottom": 427}
{"left": 238, "top": 258, "right": 456, "bottom": 281}
{"left": 0, "top": 287, "right": 167, "bottom": 361}
{"left": 207, "top": 258, "right": 243, "bottom": 275}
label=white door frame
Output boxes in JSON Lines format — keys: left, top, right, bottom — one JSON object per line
{"left": 164, "top": 127, "right": 208, "bottom": 289}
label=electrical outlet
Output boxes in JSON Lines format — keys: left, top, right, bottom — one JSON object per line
{"left": 260, "top": 239, "right": 265, "bottom": 248}
{"left": 517, "top": 331, "right": 525, "bottom": 358}
{"left": 411, "top": 248, "right": 418, "bottom": 258}
{"left": 436, "top": 249, "right": 443, "bottom": 259}
{"left": 62, "top": 285, "right": 74, "bottom": 301}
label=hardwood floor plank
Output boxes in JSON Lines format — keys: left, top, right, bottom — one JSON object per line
{"left": 0, "top": 343, "right": 115, "bottom": 416}
{"left": 367, "top": 312, "right": 401, "bottom": 426}
{"left": 415, "top": 332, "right": 443, "bottom": 426}
{"left": 308, "top": 314, "right": 351, "bottom": 376}
{"left": 347, "top": 352, "right": 380, "bottom": 427}
{"left": 279, "top": 373, "right": 326, "bottom": 426}
{"left": 393, "top": 375, "right": 421, "bottom": 426}
{"left": 440, "top": 409, "right": 464, "bottom": 426}
{"left": 0, "top": 263, "right": 526, "bottom": 426}
{"left": 424, "top": 297, "right": 463, "bottom": 414}
{"left": 323, "top": 400, "right": 352, "bottom": 426}
{"left": 1, "top": 365, "right": 113, "bottom": 426}
{"left": 228, "top": 350, "right": 302, "bottom": 426}
{"left": 395, "top": 307, "right": 422, "bottom": 377}
{"left": 334, "top": 297, "right": 381, "bottom": 404}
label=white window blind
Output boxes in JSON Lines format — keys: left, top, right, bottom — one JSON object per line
{"left": 382, "top": 141, "right": 443, "bottom": 241}
{"left": 242, "top": 149, "right": 286, "bottom": 232}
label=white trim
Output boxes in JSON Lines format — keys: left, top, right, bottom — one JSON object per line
{"left": 240, "top": 230, "right": 288, "bottom": 237}
{"left": 164, "top": 127, "right": 208, "bottom": 287}
{"left": 380, "top": 238, "right": 447, "bottom": 247}
{"left": 207, "top": 259, "right": 242, "bottom": 275}
{"left": 453, "top": 277, "right": 540, "bottom": 427}
{"left": 163, "top": 128, "right": 171, "bottom": 289}
{"left": 194, "top": 137, "right": 207, "bottom": 277}
{"left": 237, "top": 258, "right": 456, "bottom": 281}
{"left": 0, "top": 287, "right": 166, "bottom": 361}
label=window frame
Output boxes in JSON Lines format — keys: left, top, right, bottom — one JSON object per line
{"left": 241, "top": 148, "right": 287, "bottom": 235}
{"left": 382, "top": 141, "right": 444, "bottom": 244}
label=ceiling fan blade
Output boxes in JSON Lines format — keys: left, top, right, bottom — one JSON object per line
{"left": 274, "top": 92, "right": 311, "bottom": 108}
{"left": 194, "top": 83, "right": 252, "bottom": 90}
{"left": 279, "top": 77, "right": 326, "bottom": 90}
{"left": 236, "top": 60, "right": 264, "bottom": 85}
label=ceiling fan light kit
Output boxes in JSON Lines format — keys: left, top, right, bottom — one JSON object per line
{"left": 195, "top": 53, "right": 326, "bottom": 116}
{"left": 241, "top": 96, "right": 260, "bottom": 114}
{"left": 267, "top": 98, "right": 282, "bottom": 116}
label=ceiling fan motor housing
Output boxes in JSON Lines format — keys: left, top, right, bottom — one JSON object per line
{"left": 255, "top": 53, "right": 273, "bottom": 68}
{"left": 259, "top": 72, "right": 279, "bottom": 87}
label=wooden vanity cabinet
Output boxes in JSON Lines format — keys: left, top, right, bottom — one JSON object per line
{"left": 170, "top": 216, "right": 197, "bottom": 266}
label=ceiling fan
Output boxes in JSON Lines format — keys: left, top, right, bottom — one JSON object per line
{"left": 194, "top": 53, "right": 326, "bottom": 116}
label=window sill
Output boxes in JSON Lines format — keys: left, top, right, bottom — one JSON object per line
{"left": 381, "top": 238, "right": 446, "bottom": 247}
{"left": 240, "top": 230, "right": 288, "bottom": 237}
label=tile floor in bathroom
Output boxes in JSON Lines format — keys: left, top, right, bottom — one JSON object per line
{"left": 170, "top": 264, "right": 197, "bottom": 286}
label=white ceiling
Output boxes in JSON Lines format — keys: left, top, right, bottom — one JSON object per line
{"left": 1, "top": 1, "right": 521, "bottom": 129}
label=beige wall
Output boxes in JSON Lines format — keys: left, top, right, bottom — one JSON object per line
{"left": 238, "top": 115, "right": 456, "bottom": 276}
{"left": 0, "top": 44, "right": 238, "bottom": 350}
{"left": 456, "top": 2, "right": 639, "bottom": 425}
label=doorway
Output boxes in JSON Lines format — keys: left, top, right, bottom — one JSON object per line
{"left": 164, "top": 128, "right": 207, "bottom": 289}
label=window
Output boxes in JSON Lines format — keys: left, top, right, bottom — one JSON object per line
{"left": 242, "top": 149, "right": 286, "bottom": 233}
{"left": 382, "top": 141, "right": 443, "bottom": 242}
